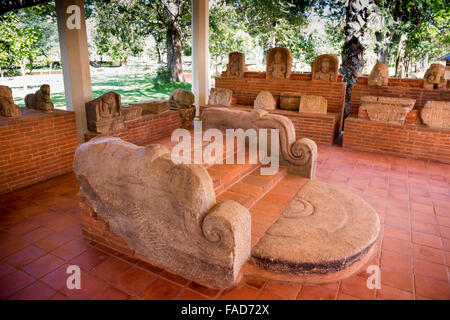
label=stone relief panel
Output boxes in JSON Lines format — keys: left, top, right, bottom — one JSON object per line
{"left": 208, "top": 88, "right": 233, "bottom": 106}
{"left": 311, "top": 54, "right": 339, "bottom": 82}
{"left": 299, "top": 95, "right": 328, "bottom": 114}
{"left": 85, "top": 92, "right": 125, "bottom": 134}
{"left": 361, "top": 95, "right": 416, "bottom": 125}
{"left": 226, "top": 52, "right": 246, "bottom": 78}
{"left": 266, "top": 47, "right": 292, "bottom": 80}
{"left": 420, "top": 101, "right": 450, "bottom": 129}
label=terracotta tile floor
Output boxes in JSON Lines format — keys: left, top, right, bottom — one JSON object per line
{"left": 0, "top": 145, "right": 449, "bottom": 300}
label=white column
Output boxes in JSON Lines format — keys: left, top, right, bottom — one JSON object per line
{"left": 191, "top": 0, "right": 210, "bottom": 115}
{"left": 56, "top": 0, "right": 92, "bottom": 143}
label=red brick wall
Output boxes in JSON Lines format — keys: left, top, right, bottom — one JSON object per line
{"left": 84, "top": 110, "right": 181, "bottom": 146}
{"left": 0, "top": 109, "right": 78, "bottom": 195}
{"left": 350, "top": 77, "right": 450, "bottom": 116}
{"left": 343, "top": 117, "right": 450, "bottom": 164}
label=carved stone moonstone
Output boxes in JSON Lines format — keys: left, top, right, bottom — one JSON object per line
{"left": 368, "top": 62, "right": 389, "bottom": 86}
{"left": 254, "top": 91, "right": 276, "bottom": 110}
{"left": 0, "top": 85, "right": 21, "bottom": 117}
{"left": 423, "top": 64, "right": 446, "bottom": 89}
{"left": 299, "top": 95, "right": 328, "bottom": 114}
{"left": 208, "top": 88, "right": 233, "bottom": 106}
{"left": 85, "top": 92, "right": 125, "bottom": 134}
{"left": 266, "top": 47, "right": 292, "bottom": 80}
{"left": 311, "top": 54, "right": 339, "bottom": 82}
{"left": 129, "top": 100, "right": 170, "bottom": 115}
{"left": 361, "top": 96, "right": 416, "bottom": 125}
{"left": 279, "top": 92, "right": 302, "bottom": 111}
{"left": 420, "top": 101, "right": 450, "bottom": 129}
{"left": 25, "top": 84, "right": 54, "bottom": 113}
{"left": 226, "top": 52, "right": 246, "bottom": 78}
{"left": 169, "top": 89, "right": 195, "bottom": 110}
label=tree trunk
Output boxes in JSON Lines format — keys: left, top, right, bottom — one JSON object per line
{"left": 156, "top": 45, "right": 162, "bottom": 64}
{"left": 341, "top": 0, "right": 376, "bottom": 120}
{"left": 395, "top": 33, "right": 407, "bottom": 77}
{"left": 375, "top": 27, "right": 395, "bottom": 64}
{"left": 166, "top": 22, "right": 184, "bottom": 82}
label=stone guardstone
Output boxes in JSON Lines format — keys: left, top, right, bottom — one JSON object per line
{"left": 299, "top": 95, "right": 328, "bottom": 114}
{"left": 251, "top": 179, "right": 380, "bottom": 275}
{"left": 129, "top": 100, "right": 170, "bottom": 115}
{"left": 254, "top": 91, "right": 276, "bottom": 110}
{"left": 24, "top": 84, "right": 54, "bottom": 113}
{"left": 279, "top": 92, "right": 302, "bottom": 111}
{"left": 85, "top": 92, "right": 125, "bottom": 134}
{"left": 368, "top": 62, "right": 389, "bottom": 86}
{"left": 266, "top": 47, "right": 292, "bottom": 80}
{"left": 208, "top": 88, "right": 233, "bottom": 106}
{"left": 420, "top": 101, "right": 450, "bottom": 129}
{"left": 361, "top": 95, "right": 416, "bottom": 124}
{"left": 311, "top": 54, "right": 339, "bottom": 82}
{"left": 226, "top": 52, "right": 246, "bottom": 77}
{"left": 0, "top": 85, "right": 21, "bottom": 117}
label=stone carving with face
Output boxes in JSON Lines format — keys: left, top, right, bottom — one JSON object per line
{"left": 423, "top": 64, "right": 446, "bottom": 89}
{"left": 226, "top": 52, "right": 245, "bottom": 77}
{"left": 25, "top": 84, "right": 54, "bottom": 113}
{"left": 85, "top": 92, "right": 124, "bottom": 134}
{"left": 0, "top": 85, "right": 21, "bottom": 117}
{"left": 368, "top": 62, "right": 389, "bottom": 86}
{"left": 99, "top": 92, "right": 120, "bottom": 118}
{"left": 266, "top": 47, "right": 292, "bottom": 80}
{"left": 311, "top": 54, "right": 339, "bottom": 82}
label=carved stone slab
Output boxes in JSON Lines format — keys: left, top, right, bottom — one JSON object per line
{"left": 254, "top": 91, "right": 276, "bottom": 110}
{"left": 208, "top": 88, "right": 233, "bottom": 106}
{"left": 368, "top": 62, "right": 389, "bottom": 86}
{"left": 420, "top": 101, "right": 450, "bottom": 129}
{"left": 279, "top": 92, "right": 302, "bottom": 111}
{"left": 361, "top": 95, "right": 416, "bottom": 124}
{"left": 85, "top": 92, "right": 125, "bottom": 134}
{"left": 311, "top": 54, "right": 339, "bottom": 82}
{"left": 266, "top": 47, "right": 292, "bottom": 80}
{"left": 130, "top": 100, "right": 169, "bottom": 115}
{"left": 122, "top": 105, "right": 142, "bottom": 121}
{"left": 0, "top": 85, "right": 21, "bottom": 117}
{"left": 299, "top": 95, "right": 328, "bottom": 114}
{"left": 25, "top": 84, "right": 54, "bottom": 113}
{"left": 423, "top": 64, "right": 446, "bottom": 89}
{"left": 226, "top": 52, "right": 246, "bottom": 78}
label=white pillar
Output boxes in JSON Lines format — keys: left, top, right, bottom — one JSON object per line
{"left": 56, "top": 0, "right": 92, "bottom": 143}
{"left": 191, "top": 0, "right": 210, "bottom": 114}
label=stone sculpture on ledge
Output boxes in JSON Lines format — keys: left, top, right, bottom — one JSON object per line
{"left": 420, "top": 101, "right": 450, "bottom": 129}
{"left": 368, "top": 62, "right": 389, "bottom": 86}
{"left": 85, "top": 92, "right": 125, "bottom": 134}
{"left": 25, "top": 84, "right": 54, "bottom": 113}
{"left": 226, "top": 52, "right": 245, "bottom": 77}
{"left": 361, "top": 95, "right": 416, "bottom": 125}
{"left": 254, "top": 91, "right": 276, "bottom": 110}
{"left": 0, "top": 85, "right": 21, "bottom": 118}
{"left": 208, "top": 88, "right": 232, "bottom": 106}
{"left": 311, "top": 54, "right": 339, "bottom": 82}
{"left": 266, "top": 47, "right": 292, "bottom": 80}
{"left": 423, "top": 64, "right": 446, "bottom": 89}
{"left": 170, "top": 89, "right": 196, "bottom": 127}
{"left": 299, "top": 95, "right": 328, "bottom": 114}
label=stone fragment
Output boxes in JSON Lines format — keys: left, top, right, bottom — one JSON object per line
{"left": 360, "top": 95, "right": 415, "bottom": 124}
{"left": 420, "top": 101, "right": 450, "bottom": 129}
{"left": 266, "top": 47, "right": 292, "bottom": 80}
{"left": 122, "top": 105, "right": 142, "bottom": 121}
{"left": 179, "top": 106, "right": 196, "bottom": 127}
{"left": 129, "top": 100, "right": 170, "bottom": 115}
{"left": 311, "top": 54, "right": 339, "bottom": 82}
{"left": 368, "top": 62, "right": 389, "bottom": 86}
{"left": 169, "top": 89, "right": 195, "bottom": 110}
{"left": 85, "top": 92, "right": 125, "bottom": 134}
{"left": 423, "top": 64, "right": 446, "bottom": 89}
{"left": 24, "top": 84, "right": 54, "bottom": 113}
{"left": 74, "top": 136, "right": 251, "bottom": 288}
{"left": 208, "top": 88, "right": 233, "bottom": 106}
{"left": 279, "top": 92, "right": 302, "bottom": 111}
{"left": 299, "top": 95, "right": 328, "bottom": 114}
{"left": 226, "top": 52, "right": 246, "bottom": 77}
{"left": 0, "top": 85, "right": 21, "bottom": 117}
{"left": 254, "top": 91, "right": 276, "bottom": 110}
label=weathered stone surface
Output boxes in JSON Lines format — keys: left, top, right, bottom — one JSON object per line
{"left": 0, "top": 85, "right": 21, "bottom": 117}
{"left": 254, "top": 91, "right": 276, "bottom": 110}
{"left": 266, "top": 47, "right": 292, "bottom": 80}
{"left": 24, "top": 84, "right": 54, "bottom": 113}
{"left": 226, "top": 52, "right": 246, "bottom": 78}
{"left": 279, "top": 92, "right": 302, "bottom": 111}
{"left": 179, "top": 106, "right": 196, "bottom": 127}
{"left": 169, "top": 89, "right": 195, "bottom": 110}
{"left": 73, "top": 137, "right": 251, "bottom": 288}
{"left": 423, "top": 64, "right": 446, "bottom": 89}
{"left": 85, "top": 92, "right": 125, "bottom": 134}
{"left": 122, "top": 105, "right": 142, "bottom": 121}
{"left": 361, "top": 95, "right": 416, "bottom": 124}
{"left": 208, "top": 88, "right": 233, "bottom": 106}
{"left": 420, "top": 101, "right": 450, "bottom": 129}
{"left": 368, "top": 62, "right": 389, "bottom": 86}
{"left": 311, "top": 54, "right": 339, "bottom": 82}
{"left": 130, "top": 100, "right": 170, "bottom": 115}
{"left": 201, "top": 107, "right": 317, "bottom": 179}
{"left": 251, "top": 179, "right": 379, "bottom": 275}
{"left": 299, "top": 95, "right": 328, "bottom": 114}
